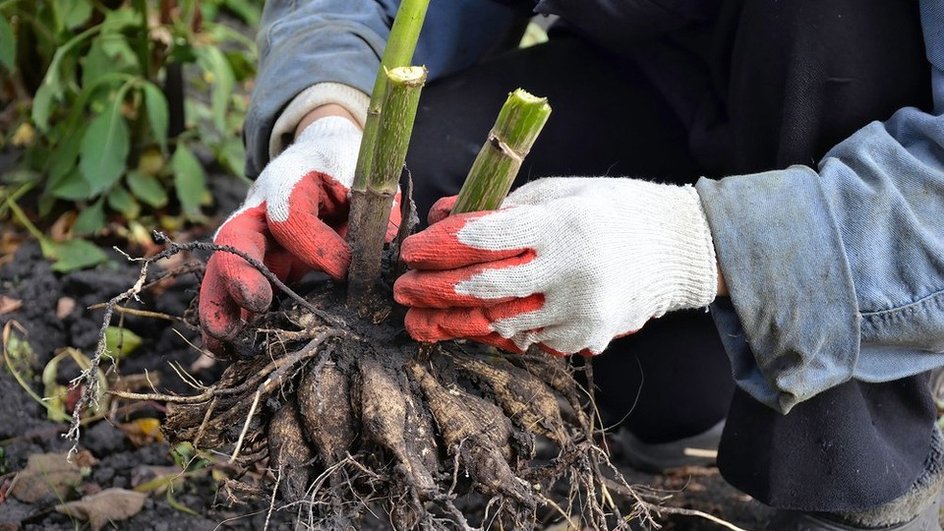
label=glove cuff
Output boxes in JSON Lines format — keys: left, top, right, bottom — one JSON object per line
{"left": 269, "top": 82, "right": 369, "bottom": 158}
{"left": 661, "top": 185, "right": 719, "bottom": 312}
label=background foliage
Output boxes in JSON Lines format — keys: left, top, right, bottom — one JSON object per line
{"left": 0, "top": 0, "right": 262, "bottom": 271}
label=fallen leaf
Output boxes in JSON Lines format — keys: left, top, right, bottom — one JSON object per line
{"left": 72, "top": 450, "right": 98, "bottom": 470}
{"left": 118, "top": 417, "right": 165, "bottom": 446}
{"left": 11, "top": 122, "right": 35, "bottom": 147}
{"left": 55, "top": 488, "right": 147, "bottom": 531}
{"left": 0, "top": 296, "right": 22, "bottom": 315}
{"left": 56, "top": 297, "right": 76, "bottom": 319}
{"left": 49, "top": 211, "right": 77, "bottom": 242}
{"left": 9, "top": 453, "right": 82, "bottom": 503}
{"left": 0, "top": 231, "right": 23, "bottom": 258}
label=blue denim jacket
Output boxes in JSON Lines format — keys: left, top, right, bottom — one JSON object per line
{"left": 697, "top": 1, "right": 944, "bottom": 413}
{"left": 247, "top": 0, "right": 944, "bottom": 414}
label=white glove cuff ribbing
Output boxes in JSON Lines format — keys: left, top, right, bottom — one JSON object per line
{"left": 659, "top": 185, "right": 719, "bottom": 312}
{"left": 269, "top": 82, "right": 370, "bottom": 159}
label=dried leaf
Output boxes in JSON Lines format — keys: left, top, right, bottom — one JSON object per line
{"left": 118, "top": 418, "right": 165, "bottom": 446}
{"left": 11, "top": 123, "right": 35, "bottom": 147}
{"left": 49, "top": 211, "right": 78, "bottom": 242}
{"left": 0, "top": 296, "right": 22, "bottom": 315}
{"left": 55, "top": 488, "right": 147, "bottom": 531}
{"left": 10, "top": 453, "right": 82, "bottom": 503}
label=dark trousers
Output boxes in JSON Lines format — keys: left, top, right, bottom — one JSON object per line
{"left": 405, "top": 0, "right": 935, "bottom": 513}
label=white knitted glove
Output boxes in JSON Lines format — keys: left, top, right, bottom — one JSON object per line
{"left": 200, "top": 116, "right": 399, "bottom": 346}
{"left": 394, "top": 177, "right": 719, "bottom": 355}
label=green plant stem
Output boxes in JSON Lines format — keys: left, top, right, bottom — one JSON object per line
{"left": 351, "top": 0, "right": 430, "bottom": 194}
{"left": 452, "top": 89, "right": 552, "bottom": 214}
{"left": 5, "top": 194, "right": 46, "bottom": 241}
{"left": 133, "top": 0, "right": 151, "bottom": 78}
{"left": 368, "top": 66, "right": 426, "bottom": 194}
{"left": 347, "top": 66, "right": 427, "bottom": 306}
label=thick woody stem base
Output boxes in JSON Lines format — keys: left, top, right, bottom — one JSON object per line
{"left": 346, "top": 189, "right": 397, "bottom": 309}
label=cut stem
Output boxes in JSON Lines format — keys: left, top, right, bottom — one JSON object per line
{"left": 352, "top": 0, "right": 431, "bottom": 194}
{"left": 346, "top": 0, "right": 430, "bottom": 307}
{"left": 347, "top": 66, "right": 427, "bottom": 306}
{"left": 452, "top": 89, "right": 552, "bottom": 214}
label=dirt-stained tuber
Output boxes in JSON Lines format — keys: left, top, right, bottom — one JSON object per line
{"left": 158, "top": 283, "right": 642, "bottom": 530}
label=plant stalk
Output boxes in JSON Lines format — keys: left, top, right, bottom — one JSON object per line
{"left": 452, "top": 89, "right": 552, "bottom": 214}
{"left": 352, "top": 0, "right": 431, "bottom": 194}
{"left": 347, "top": 66, "right": 427, "bottom": 306}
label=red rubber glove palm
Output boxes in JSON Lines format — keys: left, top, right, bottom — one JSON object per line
{"left": 199, "top": 116, "right": 400, "bottom": 348}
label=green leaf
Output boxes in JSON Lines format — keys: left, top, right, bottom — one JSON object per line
{"left": 222, "top": 0, "right": 261, "bottom": 26}
{"left": 83, "top": 36, "right": 139, "bottom": 88}
{"left": 38, "top": 195, "right": 57, "bottom": 218}
{"left": 196, "top": 46, "right": 235, "bottom": 133}
{"left": 223, "top": 49, "right": 255, "bottom": 83}
{"left": 171, "top": 145, "right": 207, "bottom": 220}
{"left": 141, "top": 82, "right": 169, "bottom": 151}
{"left": 32, "top": 25, "right": 102, "bottom": 132}
{"left": 0, "top": 15, "right": 14, "bottom": 72}
{"left": 79, "top": 95, "right": 130, "bottom": 195}
{"left": 169, "top": 42, "right": 197, "bottom": 65}
{"left": 2, "top": 169, "right": 39, "bottom": 185}
{"left": 32, "top": 79, "right": 60, "bottom": 134}
{"left": 73, "top": 198, "right": 106, "bottom": 236}
{"left": 127, "top": 170, "right": 168, "bottom": 208}
{"left": 58, "top": 0, "right": 93, "bottom": 30}
{"left": 217, "top": 137, "right": 245, "bottom": 178}
{"left": 81, "top": 38, "right": 112, "bottom": 88}
{"left": 99, "top": 35, "right": 139, "bottom": 67}
{"left": 41, "top": 351, "right": 71, "bottom": 422}
{"left": 101, "top": 8, "right": 138, "bottom": 32}
{"left": 107, "top": 185, "right": 140, "bottom": 219}
{"left": 104, "top": 326, "right": 143, "bottom": 359}
{"left": 48, "top": 168, "right": 92, "bottom": 201}
{"left": 48, "top": 239, "right": 110, "bottom": 273}
{"left": 47, "top": 123, "right": 87, "bottom": 184}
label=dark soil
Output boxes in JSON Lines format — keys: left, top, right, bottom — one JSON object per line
{"left": 0, "top": 178, "right": 777, "bottom": 530}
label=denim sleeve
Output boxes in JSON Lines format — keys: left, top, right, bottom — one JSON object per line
{"left": 695, "top": 0, "right": 944, "bottom": 414}
{"left": 245, "top": 0, "right": 532, "bottom": 178}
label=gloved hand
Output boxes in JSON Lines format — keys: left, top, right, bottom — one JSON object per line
{"left": 199, "top": 116, "right": 400, "bottom": 346}
{"left": 393, "top": 177, "right": 719, "bottom": 355}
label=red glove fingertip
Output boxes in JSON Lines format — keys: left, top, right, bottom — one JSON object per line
{"left": 427, "top": 195, "right": 459, "bottom": 225}
{"left": 198, "top": 266, "right": 243, "bottom": 341}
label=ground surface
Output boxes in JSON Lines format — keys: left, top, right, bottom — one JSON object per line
{"left": 0, "top": 178, "right": 777, "bottom": 530}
